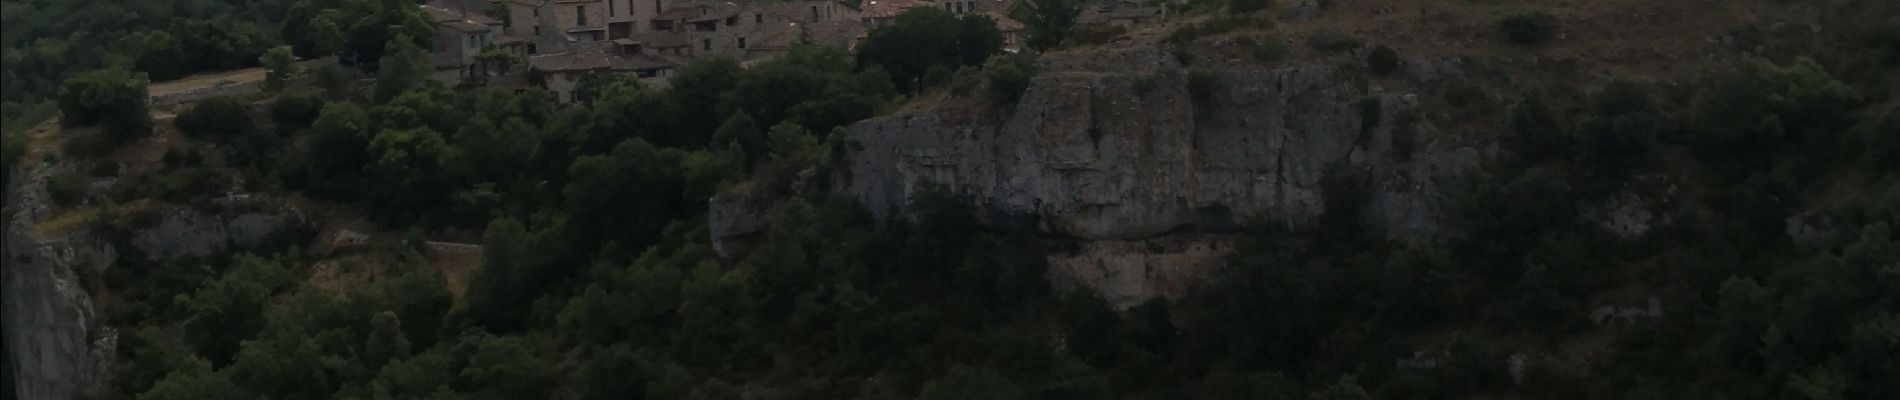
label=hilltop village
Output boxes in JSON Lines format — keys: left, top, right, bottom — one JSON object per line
{"left": 422, "top": 0, "right": 1157, "bottom": 102}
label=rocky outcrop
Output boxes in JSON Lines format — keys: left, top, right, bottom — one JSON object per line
{"left": 708, "top": 194, "right": 779, "bottom": 260}
{"left": 129, "top": 205, "right": 300, "bottom": 261}
{"left": 4, "top": 160, "right": 109, "bottom": 400}
{"left": 828, "top": 62, "right": 1478, "bottom": 307}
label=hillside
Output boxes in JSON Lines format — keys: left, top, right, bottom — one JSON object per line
{"left": 6, "top": 0, "right": 1900, "bottom": 399}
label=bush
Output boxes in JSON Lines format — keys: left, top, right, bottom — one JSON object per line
{"left": 1229, "top": 0, "right": 1270, "bottom": 14}
{"left": 923, "top": 65, "right": 955, "bottom": 90}
{"left": 49, "top": 172, "right": 88, "bottom": 207}
{"left": 948, "top": 66, "right": 982, "bottom": 96}
{"left": 1068, "top": 24, "right": 1128, "bottom": 47}
{"left": 1691, "top": 58, "right": 1857, "bottom": 168}
{"left": 271, "top": 89, "right": 326, "bottom": 129}
{"left": 1253, "top": 36, "right": 1289, "bottom": 62}
{"left": 57, "top": 68, "right": 152, "bottom": 143}
{"left": 1500, "top": 12, "right": 1558, "bottom": 46}
{"left": 1368, "top": 45, "right": 1400, "bottom": 75}
{"left": 175, "top": 97, "right": 256, "bottom": 141}
{"left": 1307, "top": 30, "right": 1363, "bottom": 53}
{"left": 2, "top": 131, "right": 25, "bottom": 175}
{"left": 984, "top": 53, "right": 1040, "bottom": 105}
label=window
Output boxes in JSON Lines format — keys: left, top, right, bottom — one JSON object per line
{"left": 577, "top": 6, "right": 588, "bottom": 26}
{"left": 810, "top": 5, "right": 818, "bottom": 20}
{"left": 655, "top": 0, "right": 662, "bottom": 14}
{"left": 609, "top": 0, "right": 615, "bottom": 16}
{"left": 755, "top": 14, "right": 762, "bottom": 24}
{"left": 737, "top": 37, "right": 746, "bottom": 49}
{"left": 533, "top": 7, "right": 539, "bottom": 17}
{"left": 534, "top": 26, "right": 541, "bottom": 35}
{"left": 528, "top": 44, "right": 537, "bottom": 54}
{"left": 703, "top": 38, "right": 711, "bottom": 51}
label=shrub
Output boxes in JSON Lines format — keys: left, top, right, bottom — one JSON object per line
{"left": 1068, "top": 24, "right": 1128, "bottom": 47}
{"left": 1307, "top": 30, "right": 1363, "bottom": 53}
{"left": 1253, "top": 36, "right": 1289, "bottom": 62}
{"left": 271, "top": 89, "right": 326, "bottom": 129}
{"left": 57, "top": 68, "right": 152, "bottom": 143}
{"left": 984, "top": 53, "right": 1040, "bottom": 105}
{"left": 1368, "top": 45, "right": 1400, "bottom": 75}
{"left": 1500, "top": 12, "right": 1558, "bottom": 46}
{"left": 1229, "top": 0, "right": 1270, "bottom": 14}
{"left": 175, "top": 97, "right": 256, "bottom": 141}
{"left": 948, "top": 66, "right": 982, "bottom": 96}
{"left": 3, "top": 131, "right": 26, "bottom": 175}
{"left": 49, "top": 172, "right": 88, "bottom": 207}
{"left": 923, "top": 65, "right": 955, "bottom": 90}
{"left": 1691, "top": 58, "right": 1857, "bottom": 168}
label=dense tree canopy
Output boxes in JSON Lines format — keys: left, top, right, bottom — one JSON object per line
{"left": 856, "top": 7, "right": 1004, "bottom": 94}
{"left": 32, "top": 2, "right": 1898, "bottom": 400}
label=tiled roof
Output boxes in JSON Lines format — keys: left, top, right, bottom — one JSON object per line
{"left": 861, "top": 0, "right": 932, "bottom": 20}
{"left": 687, "top": 3, "right": 747, "bottom": 22}
{"left": 978, "top": 12, "right": 1024, "bottom": 32}
{"left": 627, "top": 31, "right": 692, "bottom": 48}
{"left": 530, "top": 42, "right": 686, "bottom": 72}
{"left": 802, "top": 20, "right": 866, "bottom": 50}
{"left": 971, "top": 0, "right": 1018, "bottom": 14}
{"left": 421, "top": 4, "right": 503, "bottom": 26}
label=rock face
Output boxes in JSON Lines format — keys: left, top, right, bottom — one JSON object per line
{"left": 130, "top": 206, "right": 299, "bottom": 260}
{"left": 4, "top": 158, "right": 302, "bottom": 399}
{"left": 828, "top": 64, "right": 1478, "bottom": 307}
{"left": 4, "top": 162, "right": 108, "bottom": 400}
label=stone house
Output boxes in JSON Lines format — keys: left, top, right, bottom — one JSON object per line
{"left": 552, "top": 0, "right": 611, "bottom": 42}
{"left": 530, "top": 40, "right": 687, "bottom": 103}
{"left": 422, "top": 3, "right": 513, "bottom": 81}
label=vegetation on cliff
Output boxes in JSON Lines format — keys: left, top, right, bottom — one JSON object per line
{"left": 5, "top": 1, "right": 1898, "bottom": 400}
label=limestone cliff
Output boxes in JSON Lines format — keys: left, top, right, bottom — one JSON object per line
{"left": 824, "top": 56, "right": 1480, "bottom": 308}
{"left": 4, "top": 162, "right": 111, "bottom": 400}
{"left": 4, "top": 156, "right": 304, "bottom": 400}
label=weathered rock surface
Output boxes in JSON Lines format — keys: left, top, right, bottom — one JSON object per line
{"left": 4, "top": 160, "right": 108, "bottom": 400}
{"left": 827, "top": 64, "right": 1478, "bottom": 306}
{"left": 130, "top": 206, "right": 299, "bottom": 260}
{"left": 708, "top": 194, "right": 779, "bottom": 260}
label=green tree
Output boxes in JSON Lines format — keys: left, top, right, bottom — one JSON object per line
{"left": 174, "top": 96, "right": 256, "bottom": 142}
{"left": 375, "top": 34, "right": 431, "bottom": 103}
{"left": 371, "top": 346, "right": 457, "bottom": 400}
{"left": 461, "top": 335, "right": 553, "bottom": 400}
{"left": 1024, "top": 0, "right": 1081, "bottom": 51}
{"left": 262, "top": 45, "right": 298, "bottom": 92}
{"left": 711, "top": 111, "right": 763, "bottom": 163}
{"left": 919, "top": 366, "right": 1028, "bottom": 400}
{"left": 179, "top": 255, "right": 294, "bottom": 364}
{"left": 294, "top": 102, "right": 373, "bottom": 198}
{"left": 56, "top": 68, "right": 151, "bottom": 142}
{"left": 136, "top": 357, "right": 238, "bottom": 400}
{"left": 855, "top": 7, "right": 1004, "bottom": 94}
{"left": 362, "top": 126, "right": 453, "bottom": 224}
{"left": 984, "top": 53, "right": 1040, "bottom": 104}
{"left": 465, "top": 218, "right": 550, "bottom": 331}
